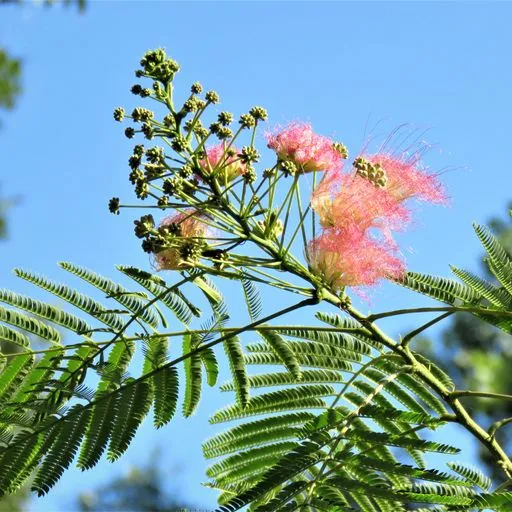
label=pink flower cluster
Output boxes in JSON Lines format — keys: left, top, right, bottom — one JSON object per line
{"left": 154, "top": 212, "right": 207, "bottom": 271}
{"left": 311, "top": 169, "right": 411, "bottom": 234}
{"left": 262, "top": 123, "right": 448, "bottom": 290}
{"left": 266, "top": 122, "right": 343, "bottom": 173}
{"left": 307, "top": 226, "right": 405, "bottom": 288}
{"left": 199, "top": 143, "right": 247, "bottom": 182}
{"left": 364, "top": 153, "right": 447, "bottom": 204}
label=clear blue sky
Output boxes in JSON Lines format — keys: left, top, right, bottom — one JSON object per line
{"left": 1, "top": 2, "right": 512, "bottom": 510}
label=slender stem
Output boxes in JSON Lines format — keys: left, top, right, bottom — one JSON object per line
{"left": 284, "top": 186, "right": 310, "bottom": 254}
{"left": 193, "top": 262, "right": 314, "bottom": 297}
{"left": 278, "top": 175, "right": 299, "bottom": 248}
{"left": 367, "top": 305, "right": 512, "bottom": 322}
{"left": 294, "top": 182, "right": 309, "bottom": 251}
{"left": 247, "top": 166, "right": 275, "bottom": 212}
{"left": 311, "top": 170, "right": 317, "bottom": 243}
{"left": 450, "top": 391, "right": 512, "bottom": 401}
{"left": 489, "top": 417, "right": 512, "bottom": 437}
{"left": 400, "top": 312, "right": 453, "bottom": 346}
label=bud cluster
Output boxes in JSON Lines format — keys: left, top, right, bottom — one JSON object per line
{"left": 353, "top": 156, "right": 388, "bottom": 188}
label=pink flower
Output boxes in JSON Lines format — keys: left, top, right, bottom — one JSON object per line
{"left": 154, "top": 211, "right": 208, "bottom": 271}
{"left": 307, "top": 227, "right": 405, "bottom": 289}
{"left": 311, "top": 169, "right": 410, "bottom": 233}
{"left": 359, "top": 153, "right": 447, "bottom": 204}
{"left": 199, "top": 143, "right": 247, "bottom": 182}
{"left": 266, "top": 122, "right": 343, "bottom": 173}
{"left": 307, "top": 136, "right": 447, "bottom": 291}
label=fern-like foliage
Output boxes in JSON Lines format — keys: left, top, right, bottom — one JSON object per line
{"left": 0, "top": 264, "right": 219, "bottom": 496}
{"left": 396, "top": 223, "right": 512, "bottom": 335}
{"left": 202, "top": 313, "right": 503, "bottom": 511}
{"left": 0, "top": 221, "right": 511, "bottom": 509}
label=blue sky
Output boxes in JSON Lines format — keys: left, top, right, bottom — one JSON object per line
{"left": 1, "top": 1, "right": 512, "bottom": 510}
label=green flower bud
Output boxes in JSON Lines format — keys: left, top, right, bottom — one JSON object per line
{"left": 141, "top": 123, "right": 154, "bottom": 140}
{"left": 243, "top": 165, "right": 257, "bottom": 184}
{"left": 129, "top": 155, "right": 142, "bottom": 170}
{"left": 240, "top": 146, "right": 260, "bottom": 164}
{"left": 239, "top": 113, "right": 256, "bottom": 129}
{"left": 157, "top": 196, "right": 169, "bottom": 209}
{"left": 218, "top": 111, "right": 233, "bottom": 126}
{"left": 113, "top": 107, "right": 125, "bottom": 122}
{"left": 134, "top": 214, "right": 155, "bottom": 238}
{"left": 183, "top": 98, "right": 199, "bottom": 112}
{"left": 142, "top": 238, "right": 156, "bottom": 253}
{"left": 131, "top": 84, "right": 143, "bottom": 95}
{"left": 280, "top": 160, "right": 297, "bottom": 177}
{"left": 333, "top": 142, "right": 348, "bottom": 159}
{"left": 163, "top": 177, "right": 184, "bottom": 197}
{"left": 179, "top": 163, "right": 194, "bottom": 178}
{"left": 195, "top": 126, "right": 209, "bottom": 139}
{"left": 129, "top": 168, "right": 145, "bottom": 185}
{"left": 353, "top": 157, "right": 388, "bottom": 188}
{"left": 179, "top": 241, "right": 204, "bottom": 265}
{"left": 216, "top": 127, "right": 233, "bottom": 140}
{"left": 146, "top": 146, "right": 165, "bottom": 164}
{"left": 263, "top": 167, "right": 277, "bottom": 178}
{"left": 133, "top": 144, "right": 145, "bottom": 157}
{"left": 108, "top": 197, "right": 120, "bottom": 214}
{"left": 249, "top": 106, "right": 268, "bottom": 121}
{"left": 139, "top": 48, "right": 180, "bottom": 83}
{"left": 144, "top": 163, "right": 165, "bottom": 180}
{"left": 191, "top": 81, "right": 203, "bottom": 94}
{"left": 163, "top": 114, "right": 176, "bottom": 128}
{"left": 135, "top": 179, "right": 149, "bottom": 199}
{"left": 209, "top": 122, "right": 221, "bottom": 134}
{"left": 171, "top": 135, "right": 189, "bottom": 153}
{"left": 205, "top": 90, "right": 220, "bottom": 104}
{"left": 131, "top": 107, "right": 154, "bottom": 122}
{"left": 195, "top": 99, "right": 206, "bottom": 110}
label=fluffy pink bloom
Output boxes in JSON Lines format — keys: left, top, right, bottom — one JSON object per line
{"left": 360, "top": 152, "right": 447, "bottom": 204}
{"left": 311, "top": 169, "right": 410, "bottom": 233}
{"left": 199, "top": 143, "right": 247, "bottom": 182}
{"left": 307, "top": 227, "right": 405, "bottom": 289}
{"left": 154, "top": 212, "right": 208, "bottom": 271}
{"left": 266, "top": 122, "right": 343, "bottom": 173}
{"left": 307, "top": 137, "right": 447, "bottom": 291}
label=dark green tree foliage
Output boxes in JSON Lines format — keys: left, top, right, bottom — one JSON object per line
{"left": 0, "top": 0, "right": 85, "bottom": 238}
{"left": 0, "top": 0, "right": 85, "bottom": 10}
{"left": 1, "top": 49, "right": 512, "bottom": 511}
{"left": 77, "top": 460, "right": 189, "bottom": 512}
{"left": 0, "top": 47, "right": 21, "bottom": 238}
{"left": 0, "top": 49, "right": 21, "bottom": 111}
